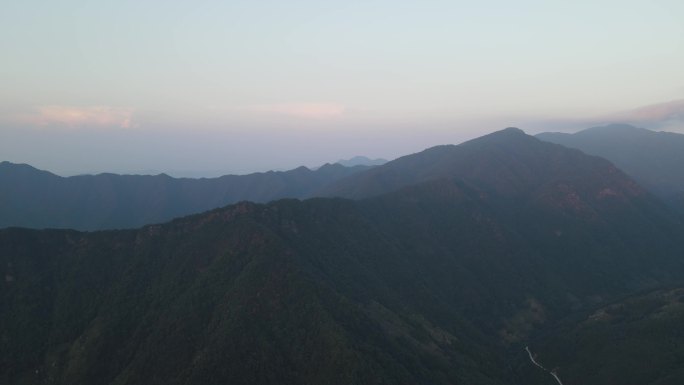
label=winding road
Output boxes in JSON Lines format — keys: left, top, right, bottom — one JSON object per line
{"left": 525, "top": 346, "right": 564, "bottom": 385}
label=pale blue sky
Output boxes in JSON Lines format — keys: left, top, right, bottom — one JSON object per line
{"left": 1, "top": 0, "right": 683, "bottom": 175}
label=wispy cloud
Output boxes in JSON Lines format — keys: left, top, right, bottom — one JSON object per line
{"left": 239, "top": 103, "right": 346, "bottom": 119}
{"left": 15, "top": 106, "right": 136, "bottom": 128}
{"left": 608, "top": 99, "right": 684, "bottom": 123}
{"left": 525, "top": 99, "right": 684, "bottom": 133}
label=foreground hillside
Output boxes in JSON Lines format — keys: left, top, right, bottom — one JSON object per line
{"left": 517, "top": 287, "right": 684, "bottom": 385}
{"left": 0, "top": 162, "right": 368, "bottom": 231}
{"left": 2, "top": 128, "right": 683, "bottom": 384}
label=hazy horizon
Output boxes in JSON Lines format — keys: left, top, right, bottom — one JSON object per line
{"left": 0, "top": 122, "right": 676, "bottom": 178}
{"left": 2, "top": 0, "right": 683, "bottom": 176}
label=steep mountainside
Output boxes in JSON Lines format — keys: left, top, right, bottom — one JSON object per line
{"left": 2, "top": 128, "right": 683, "bottom": 385}
{"left": 537, "top": 124, "right": 684, "bottom": 208}
{"left": 0, "top": 162, "right": 369, "bottom": 231}
{"left": 516, "top": 287, "right": 684, "bottom": 385}
{"left": 321, "top": 127, "right": 646, "bottom": 202}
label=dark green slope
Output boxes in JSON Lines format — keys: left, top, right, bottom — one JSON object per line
{"left": 537, "top": 124, "right": 684, "bottom": 209}
{"left": 2, "top": 128, "right": 684, "bottom": 384}
{"left": 516, "top": 287, "right": 684, "bottom": 385}
{"left": 0, "top": 200, "right": 510, "bottom": 385}
{"left": 0, "top": 162, "right": 369, "bottom": 231}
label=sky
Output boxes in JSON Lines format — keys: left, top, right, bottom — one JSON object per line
{"left": 1, "top": 0, "right": 683, "bottom": 176}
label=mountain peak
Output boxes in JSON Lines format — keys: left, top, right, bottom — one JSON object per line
{"left": 321, "top": 126, "right": 644, "bottom": 201}
{"left": 1, "top": 161, "right": 33, "bottom": 170}
{"left": 462, "top": 126, "right": 533, "bottom": 148}
{"left": 336, "top": 156, "right": 388, "bottom": 167}
{"left": 477, "top": 126, "right": 529, "bottom": 141}
{"left": 0, "top": 161, "right": 58, "bottom": 178}
{"left": 502, "top": 126, "right": 525, "bottom": 134}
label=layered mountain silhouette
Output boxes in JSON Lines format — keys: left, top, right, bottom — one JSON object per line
{"left": 0, "top": 162, "right": 370, "bottom": 230}
{"left": 335, "top": 156, "right": 388, "bottom": 167}
{"left": 3, "top": 128, "right": 684, "bottom": 384}
{"left": 537, "top": 124, "right": 684, "bottom": 210}
{"left": 323, "top": 127, "right": 646, "bottom": 200}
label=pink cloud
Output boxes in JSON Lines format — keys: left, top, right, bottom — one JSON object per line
{"left": 241, "top": 103, "right": 346, "bottom": 119}
{"left": 16, "top": 106, "right": 136, "bottom": 128}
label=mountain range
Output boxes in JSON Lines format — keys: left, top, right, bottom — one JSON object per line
{"left": 537, "top": 124, "right": 684, "bottom": 211}
{"left": 3, "top": 127, "right": 684, "bottom": 384}
{"left": 0, "top": 162, "right": 370, "bottom": 230}
{"left": 5, "top": 124, "right": 683, "bottom": 231}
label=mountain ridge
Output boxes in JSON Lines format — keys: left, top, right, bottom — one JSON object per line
{"left": 335, "top": 156, "right": 388, "bottom": 167}
{"left": 0, "top": 161, "right": 372, "bottom": 231}
{"left": 320, "top": 127, "right": 646, "bottom": 203}
{"left": 3, "top": 127, "right": 684, "bottom": 384}
{"left": 537, "top": 124, "right": 684, "bottom": 211}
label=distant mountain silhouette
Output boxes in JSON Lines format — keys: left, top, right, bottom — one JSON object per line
{"left": 336, "top": 156, "right": 388, "bottom": 167}
{"left": 321, "top": 127, "right": 646, "bottom": 201}
{"left": 537, "top": 124, "right": 684, "bottom": 210}
{"left": 3, "top": 128, "right": 683, "bottom": 384}
{"left": 0, "top": 162, "right": 370, "bottom": 230}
